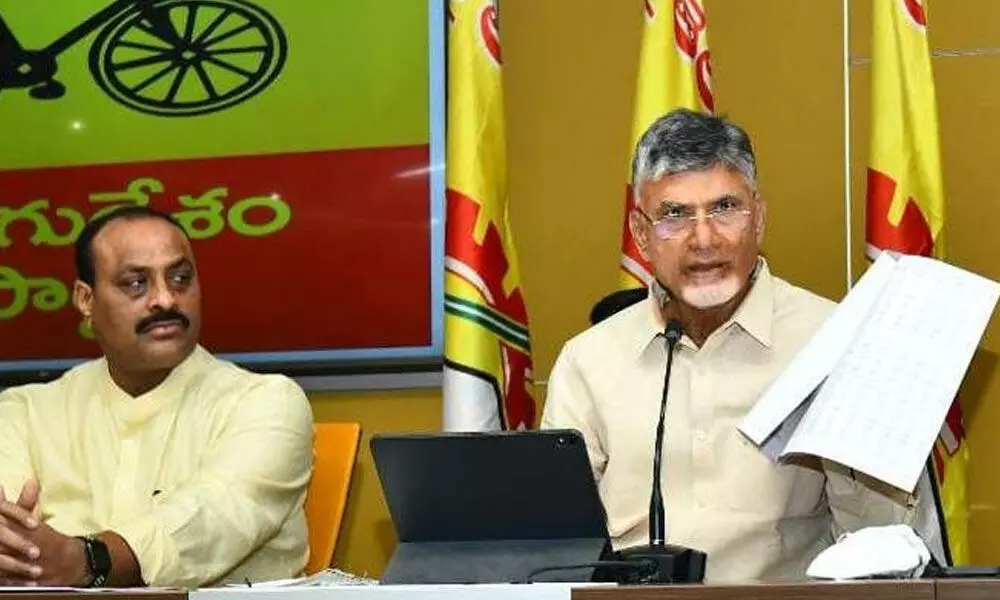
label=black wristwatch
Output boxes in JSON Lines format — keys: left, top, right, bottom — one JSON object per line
{"left": 77, "top": 536, "right": 111, "bottom": 588}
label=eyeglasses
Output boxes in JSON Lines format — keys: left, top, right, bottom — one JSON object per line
{"left": 635, "top": 198, "right": 754, "bottom": 240}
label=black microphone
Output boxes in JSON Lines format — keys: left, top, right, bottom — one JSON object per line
{"left": 613, "top": 318, "right": 707, "bottom": 584}
{"left": 650, "top": 318, "right": 683, "bottom": 545}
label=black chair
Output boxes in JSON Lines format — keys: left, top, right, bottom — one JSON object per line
{"left": 589, "top": 288, "right": 648, "bottom": 325}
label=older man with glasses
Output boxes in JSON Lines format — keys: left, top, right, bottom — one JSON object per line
{"left": 542, "top": 108, "right": 917, "bottom": 582}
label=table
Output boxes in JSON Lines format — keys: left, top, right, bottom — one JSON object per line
{"left": 0, "top": 594, "right": 184, "bottom": 600}
{"left": 934, "top": 579, "right": 1000, "bottom": 600}
{"left": 573, "top": 580, "right": 935, "bottom": 600}
{"left": 4, "top": 579, "right": 1000, "bottom": 600}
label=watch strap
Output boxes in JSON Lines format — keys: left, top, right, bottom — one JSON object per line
{"left": 77, "top": 536, "right": 111, "bottom": 588}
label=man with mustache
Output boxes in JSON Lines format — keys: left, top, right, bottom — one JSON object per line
{"left": 0, "top": 207, "right": 313, "bottom": 587}
{"left": 542, "top": 109, "right": 921, "bottom": 581}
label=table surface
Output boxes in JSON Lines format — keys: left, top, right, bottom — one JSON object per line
{"left": 573, "top": 579, "right": 936, "bottom": 600}
{"left": 0, "top": 578, "right": 998, "bottom": 600}
{"left": 0, "top": 593, "right": 185, "bottom": 600}
{"left": 934, "top": 578, "right": 1000, "bottom": 600}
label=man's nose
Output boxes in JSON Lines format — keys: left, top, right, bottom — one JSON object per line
{"left": 688, "top": 214, "right": 717, "bottom": 250}
{"left": 147, "top": 277, "right": 177, "bottom": 311}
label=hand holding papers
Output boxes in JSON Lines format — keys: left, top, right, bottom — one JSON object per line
{"left": 738, "top": 253, "right": 1000, "bottom": 492}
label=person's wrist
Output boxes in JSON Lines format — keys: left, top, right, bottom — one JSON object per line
{"left": 65, "top": 536, "right": 91, "bottom": 587}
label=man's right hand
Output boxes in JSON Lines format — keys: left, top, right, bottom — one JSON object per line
{"left": 0, "top": 481, "right": 42, "bottom": 585}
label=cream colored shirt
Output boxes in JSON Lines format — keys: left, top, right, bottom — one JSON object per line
{"left": 0, "top": 346, "right": 314, "bottom": 588}
{"left": 542, "top": 262, "right": 916, "bottom": 582}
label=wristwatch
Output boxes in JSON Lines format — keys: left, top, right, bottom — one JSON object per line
{"left": 77, "top": 536, "right": 111, "bottom": 588}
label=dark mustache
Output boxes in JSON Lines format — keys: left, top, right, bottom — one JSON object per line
{"left": 136, "top": 310, "right": 190, "bottom": 334}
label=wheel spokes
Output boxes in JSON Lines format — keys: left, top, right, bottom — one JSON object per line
{"left": 203, "top": 55, "right": 254, "bottom": 78}
{"left": 164, "top": 63, "right": 191, "bottom": 103}
{"left": 112, "top": 53, "right": 175, "bottom": 71}
{"left": 130, "top": 62, "right": 180, "bottom": 94}
{"left": 183, "top": 5, "right": 199, "bottom": 43}
{"left": 116, "top": 40, "right": 172, "bottom": 53}
{"left": 193, "top": 8, "right": 232, "bottom": 45}
{"left": 208, "top": 45, "right": 267, "bottom": 55}
{"left": 192, "top": 61, "right": 219, "bottom": 100}
{"left": 202, "top": 22, "right": 255, "bottom": 49}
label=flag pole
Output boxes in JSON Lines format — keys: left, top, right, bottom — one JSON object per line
{"left": 843, "top": 0, "right": 853, "bottom": 292}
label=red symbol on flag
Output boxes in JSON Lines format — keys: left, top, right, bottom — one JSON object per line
{"left": 902, "top": 0, "right": 927, "bottom": 27}
{"left": 479, "top": 3, "right": 502, "bottom": 67}
{"left": 446, "top": 190, "right": 535, "bottom": 429}
{"left": 865, "top": 168, "right": 933, "bottom": 257}
{"left": 674, "top": 0, "right": 706, "bottom": 60}
{"left": 696, "top": 50, "right": 714, "bottom": 112}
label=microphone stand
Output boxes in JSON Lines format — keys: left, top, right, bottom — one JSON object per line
{"left": 614, "top": 319, "right": 707, "bottom": 584}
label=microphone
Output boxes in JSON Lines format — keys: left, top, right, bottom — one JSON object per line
{"left": 650, "top": 318, "right": 682, "bottom": 545}
{"left": 613, "top": 318, "right": 707, "bottom": 584}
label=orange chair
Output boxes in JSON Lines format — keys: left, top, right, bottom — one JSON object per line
{"left": 304, "top": 422, "right": 362, "bottom": 575}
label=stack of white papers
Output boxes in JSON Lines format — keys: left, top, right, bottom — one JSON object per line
{"left": 226, "top": 569, "right": 379, "bottom": 588}
{"left": 738, "top": 253, "right": 1000, "bottom": 492}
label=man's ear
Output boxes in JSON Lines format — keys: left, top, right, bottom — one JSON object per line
{"left": 629, "top": 208, "right": 651, "bottom": 262}
{"left": 72, "top": 280, "right": 94, "bottom": 325}
{"left": 754, "top": 195, "right": 767, "bottom": 245}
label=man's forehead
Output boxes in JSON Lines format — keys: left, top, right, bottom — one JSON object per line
{"left": 92, "top": 218, "right": 193, "bottom": 264}
{"left": 641, "top": 169, "right": 750, "bottom": 207}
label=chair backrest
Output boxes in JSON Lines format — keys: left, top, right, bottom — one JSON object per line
{"left": 589, "top": 288, "right": 648, "bottom": 325}
{"left": 304, "top": 421, "right": 362, "bottom": 575}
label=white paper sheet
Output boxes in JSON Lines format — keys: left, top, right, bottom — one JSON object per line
{"left": 739, "top": 252, "right": 898, "bottom": 445}
{"left": 739, "top": 254, "right": 1000, "bottom": 492}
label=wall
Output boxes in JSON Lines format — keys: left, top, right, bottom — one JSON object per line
{"left": 319, "top": 0, "right": 1000, "bottom": 576}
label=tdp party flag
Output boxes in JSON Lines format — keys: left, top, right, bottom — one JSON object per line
{"left": 442, "top": 0, "right": 536, "bottom": 432}
{"left": 866, "top": 0, "right": 969, "bottom": 565}
{"left": 619, "top": 0, "right": 714, "bottom": 289}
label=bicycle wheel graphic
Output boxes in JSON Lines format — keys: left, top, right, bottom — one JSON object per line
{"left": 89, "top": 0, "right": 287, "bottom": 117}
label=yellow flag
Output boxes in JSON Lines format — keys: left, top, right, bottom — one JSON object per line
{"left": 619, "top": 0, "right": 713, "bottom": 289}
{"left": 443, "top": 0, "right": 535, "bottom": 431}
{"left": 866, "top": 0, "right": 968, "bottom": 564}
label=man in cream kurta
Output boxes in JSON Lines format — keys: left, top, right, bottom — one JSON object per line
{"left": 0, "top": 346, "right": 312, "bottom": 588}
{"left": 544, "top": 261, "right": 916, "bottom": 581}
{"left": 0, "top": 207, "right": 312, "bottom": 588}
{"left": 543, "top": 109, "right": 916, "bottom": 582}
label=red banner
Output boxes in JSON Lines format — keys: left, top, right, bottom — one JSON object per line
{"left": 0, "top": 146, "right": 431, "bottom": 361}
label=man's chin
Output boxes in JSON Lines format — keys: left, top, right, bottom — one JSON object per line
{"left": 136, "top": 338, "right": 195, "bottom": 369}
{"left": 680, "top": 280, "right": 741, "bottom": 309}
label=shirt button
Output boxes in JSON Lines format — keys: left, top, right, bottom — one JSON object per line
{"left": 695, "top": 430, "right": 707, "bottom": 442}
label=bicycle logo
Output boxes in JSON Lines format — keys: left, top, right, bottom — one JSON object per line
{"left": 0, "top": 0, "right": 288, "bottom": 117}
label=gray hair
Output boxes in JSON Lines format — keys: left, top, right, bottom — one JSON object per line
{"left": 630, "top": 108, "right": 758, "bottom": 205}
